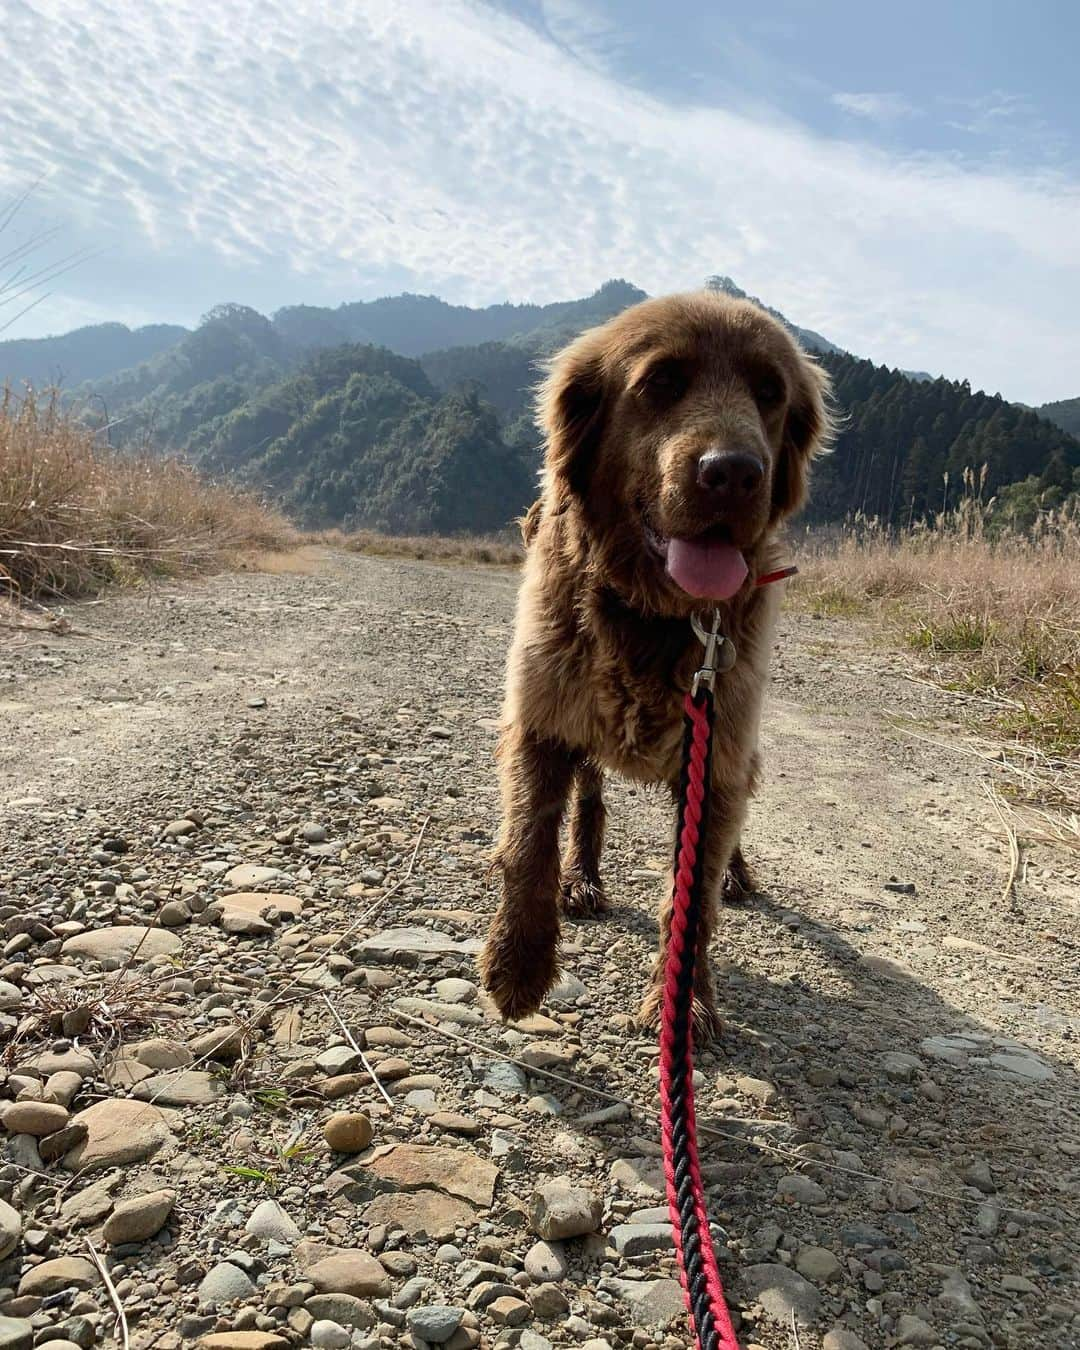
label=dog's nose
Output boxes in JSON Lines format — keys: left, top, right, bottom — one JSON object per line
{"left": 697, "top": 450, "right": 764, "bottom": 500}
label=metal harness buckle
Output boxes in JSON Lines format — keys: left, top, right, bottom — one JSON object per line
{"left": 690, "top": 610, "right": 736, "bottom": 697}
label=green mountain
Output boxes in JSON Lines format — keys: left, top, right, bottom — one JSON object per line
{"left": 0, "top": 321, "right": 186, "bottom": 390}
{"left": 1038, "top": 396, "right": 1080, "bottom": 439}
{"left": 13, "top": 276, "right": 1075, "bottom": 537}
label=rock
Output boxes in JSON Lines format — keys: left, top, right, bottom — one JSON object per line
{"left": 304, "top": 1250, "right": 391, "bottom": 1297}
{"left": 607, "top": 1278, "right": 686, "bottom": 1330}
{"left": 488, "top": 1296, "right": 529, "bottom": 1326}
{"left": 432, "top": 978, "right": 476, "bottom": 1003}
{"left": 131, "top": 1037, "right": 193, "bottom": 1069}
{"left": 359, "top": 927, "right": 481, "bottom": 965}
{"left": 777, "top": 1173, "right": 827, "bottom": 1206}
{"left": 609, "top": 1223, "right": 672, "bottom": 1256}
{"left": 529, "top": 1177, "right": 602, "bottom": 1240}
{"left": 316, "top": 1046, "right": 361, "bottom": 1076}
{"left": 102, "top": 1188, "right": 176, "bottom": 1244}
{"left": 222, "top": 865, "right": 291, "bottom": 888}
{"left": 430, "top": 1111, "right": 481, "bottom": 1136}
{"left": 198, "top": 1262, "right": 256, "bottom": 1306}
{"left": 309, "top": 1322, "right": 349, "bottom": 1349}
{"left": 939, "top": 1270, "right": 981, "bottom": 1319}
{"left": 822, "top": 1331, "right": 870, "bottom": 1350}
{"left": 740, "top": 1263, "right": 821, "bottom": 1327}
{"left": 0, "top": 1197, "right": 20, "bottom": 1260}
{"left": 61, "top": 926, "right": 182, "bottom": 963}
{"left": 735, "top": 1075, "right": 778, "bottom": 1105}
{"left": 221, "top": 911, "right": 274, "bottom": 936}
{"left": 0, "top": 1319, "right": 33, "bottom": 1350}
{"left": 158, "top": 900, "right": 192, "bottom": 926}
{"left": 959, "top": 1160, "right": 996, "bottom": 1194}
{"left": 361, "top": 1190, "right": 478, "bottom": 1241}
{"left": 987, "top": 1049, "right": 1053, "bottom": 1082}
{"left": 1, "top": 1100, "right": 70, "bottom": 1136}
{"left": 63, "top": 1099, "right": 175, "bottom": 1171}
{"left": 303, "top": 1296, "right": 374, "bottom": 1329}
{"left": 17, "top": 1257, "right": 98, "bottom": 1296}
{"left": 795, "top": 1245, "right": 842, "bottom": 1285}
{"left": 0, "top": 980, "right": 23, "bottom": 1011}
{"left": 217, "top": 892, "right": 303, "bottom": 919}
{"left": 405, "top": 1306, "right": 465, "bottom": 1343}
{"left": 134, "top": 1070, "right": 224, "bottom": 1106}
{"left": 1001, "top": 1274, "right": 1039, "bottom": 1294}
{"left": 894, "top": 1315, "right": 937, "bottom": 1346}
{"left": 19, "top": 1046, "right": 97, "bottom": 1078}
{"left": 197, "top": 1336, "right": 289, "bottom": 1350}
{"left": 365, "top": 1143, "right": 498, "bottom": 1206}
{"left": 524, "top": 1240, "right": 568, "bottom": 1282}
{"left": 43, "top": 1070, "right": 84, "bottom": 1107}
{"left": 322, "top": 1112, "right": 373, "bottom": 1153}
{"left": 245, "top": 1200, "right": 302, "bottom": 1246}
{"left": 188, "top": 1025, "right": 248, "bottom": 1062}
{"left": 60, "top": 1173, "right": 124, "bottom": 1226}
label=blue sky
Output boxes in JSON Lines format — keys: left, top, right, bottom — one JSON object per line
{"left": 1, "top": 0, "right": 1077, "bottom": 402}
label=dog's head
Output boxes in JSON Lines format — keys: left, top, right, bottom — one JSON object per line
{"left": 538, "top": 290, "right": 832, "bottom": 613}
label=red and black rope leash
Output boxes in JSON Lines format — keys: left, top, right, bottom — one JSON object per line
{"left": 660, "top": 565, "right": 797, "bottom": 1350}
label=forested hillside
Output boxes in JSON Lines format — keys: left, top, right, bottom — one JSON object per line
{"left": 16, "top": 278, "right": 1076, "bottom": 536}
{"left": 1038, "top": 396, "right": 1080, "bottom": 439}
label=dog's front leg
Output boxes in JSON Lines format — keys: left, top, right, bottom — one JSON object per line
{"left": 480, "top": 725, "right": 578, "bottom": 1021}
{"left": 638, "top": 782, "right": 744, "bottom": 1040}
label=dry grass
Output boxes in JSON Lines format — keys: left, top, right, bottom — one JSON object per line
{"left": 791, "top": 495, "right": 1080, "bottom": 768}
{"left": 0, "top": 386, "right": 296, "bottom": 603}
{"left": 316, "top": 526, "right": 524, "bottom": 567}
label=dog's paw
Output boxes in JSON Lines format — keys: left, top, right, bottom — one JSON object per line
{"left": 721, "top": 850, "right": 758, "bottom": 905}
{"left": 559, "top": 872, "right": 610, "bottom": 918}
{"left": 479, "top": 924, "right": 559, "bottom": 1023}
{"left": 636, "top": 986, "right": 723, "bottom": 1041}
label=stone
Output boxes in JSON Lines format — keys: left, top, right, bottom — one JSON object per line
{"left": 894, "top": 1315, "right": 937, "bottom": 1346}
{"left": 63, "top": 1099, "right": 175, "bottom": 1171}
{"left": 735, "top": 1075, "right": 778, "bottom": 1105}
{"left": 303, "top": 1296, "right": 374, "bottom": 1329}
{"left": 987, "top": 1049, "right": 1053, "bottom": 1082}
{"left": 102, "top": 1188, "right": 176, "bottom": 1245}
{"left": 360, "top": 1191, "right": 477, "bottom": 1241}
{"left": 188, "top": 1026, "right": 248, "bottom": 1061}
{"left": 0, "top": 1197, "right": 20, "bottom": 1260}
{"left": 217, "top": 892, "right": 303, "bottom": 919}
{"left": 524, "top": 1240, "right": 568, "bottom": 1282}
{"left": 17, "top": 1257, "right": 98, "bottom": 1296}
{"left": 740, "top": 1263, "right": 821, "bottom": 1327}
{"left": 245, "top": 1199, "right": 302, "bottom": 1246}
{"left": 158, "top": 900, "right": 192, "bottom": 926}
{"left": 134, "top": 1070, "right": 224, "bottom": 1106}
{"left": 609, "top": 1223, "right": 672, "bottom": 1256}
{"left": 359, "top": 927, "right": 481, "bottom": 965}
{"left": 795, "top": 1246, "right": 842, "bottom": 1285}
{"left": 776, "top": 1174, "right": 827, "bottom": 1206}
{"left": 959, "top": 1160, "right": 996, "bottom": 1194}
{"left": 365, "top": 1143, "right": 498, "bottom": 1206}
{"left": 61, "top": 926, "right": 181, "bottom": 963}
{"left": 309, "top": 1322, "right": 349, "bottom": 1349}
{"left": 197, "top": 1336, "right": 289, "bottom": 1350}
{"left": 323, "top": 1112, "right": 373, "bottom": 1152}
{"left": 2, "top": 1100, "right": 70, "bottom": 1136}
{"left": 60, "top": 1173, "right": 124, "bottom": 1226}
{"left": 222, "top": 865, "right": 291, "bottom": 888}
{"left": 0, "top": 980, "right": 23, "bottom": 1011}
{"left": 529, "top": 1177, "right": 602, "bottom": 1240}
{"left": 607, "top": 1278, "right": 686, "bottom": 1330}
{"left": 1001, "top": 1274, "right": 1039, "bottom": 1294}
{"left": 433, "top": 978, "right": 476, "bottom": 1003}
{"left": 132, "top": 1037, "right": 194, "bottom": 1069}
{"left": 488, "top": 1296, "right": 530, "bottom": 1326}
{"left": 0, "top": 1320, "right": 33, "bottom": 1350}
{"left": 316, "top": 1045, "right": 361, "bottom": 1075}
{"left": 198, "top": 1262, "right": 256, "bottom": 1306}
{"left": 19, "top": 1046, "right": 97, "bottom": 1078}
{"left": 221, "top": 911, "right": 274, "bottom": 936}
{"left": 304, "top": 1251, "right": 391, "bottom": 1298}
{"left": 406, "top": 1306, "right": 465, "bottom": 1343}
{"left": 822, "top": 1332, "right": 870, "bottom": 1350}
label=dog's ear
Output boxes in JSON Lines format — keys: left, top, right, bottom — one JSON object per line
{"left": 537, "top": 337, "right": 608, "bottom": 498}
{"left": 772, "top": 356, "right": 833, "bottom": 519}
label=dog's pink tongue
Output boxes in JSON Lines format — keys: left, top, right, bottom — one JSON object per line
{"left": 666, "top": 537, "right": 749, "bottom": 600}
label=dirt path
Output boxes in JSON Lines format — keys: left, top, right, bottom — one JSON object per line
{"left": 0, "top": 548, "right": 1076, "bottom": 1350}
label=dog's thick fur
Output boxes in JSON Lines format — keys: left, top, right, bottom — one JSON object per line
{"left": 480, "top": 290, "right": 832, "bottom": 1033}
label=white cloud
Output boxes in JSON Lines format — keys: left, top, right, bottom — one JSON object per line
{"left": 1, "top": 0, "right": 1078, "bottom": 402}
{"left": 832, "top": 91, "right": 916, "bottom": 122}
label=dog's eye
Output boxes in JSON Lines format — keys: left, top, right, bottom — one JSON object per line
{"left": 639, "top": 360, "right": 689, "bottom": 405}
{"left": 754, "top": 373, "right": 785, "bottom": 409}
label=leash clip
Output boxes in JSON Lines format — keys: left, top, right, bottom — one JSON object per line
{"left": 690, "top": 609, "right": 736, "bottom": 697}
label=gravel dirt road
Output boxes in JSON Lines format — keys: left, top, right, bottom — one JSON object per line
{"left": 0, "top": 546, "right": 1076, "bottom": 1350}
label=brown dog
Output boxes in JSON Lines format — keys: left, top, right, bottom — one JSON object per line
{"left": 479, "top": 290, "right": 832, "bottom": 1033}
